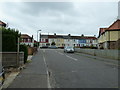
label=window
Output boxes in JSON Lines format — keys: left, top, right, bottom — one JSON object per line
{"left": 25, "top": 38, "right": 28, "bottom": 42}
{"left": 42, "top": 39, "right": 44, "bottom": 42}
{"left": 46, "top": 39, "right": 48, "bottom": 42}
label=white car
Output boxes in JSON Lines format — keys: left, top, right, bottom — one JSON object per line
{"left": 64, "top": 46, "right": 75, "bottom": 53}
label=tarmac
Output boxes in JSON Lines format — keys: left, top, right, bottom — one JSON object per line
{"left": 0, "top": 52, "right": 47, "bottom": 90}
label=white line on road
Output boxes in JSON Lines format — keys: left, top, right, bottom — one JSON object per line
{"left": 65, "top": 54, "right": 78, "bottom": 61}
{"left": 55, "top": 51, "right": 58, "bottom": 53}
{"left": 42, "top": 50, "right": 51, "bottom": 88}
{"left": 58, "top": 52, "right": 64, "bottom": 55}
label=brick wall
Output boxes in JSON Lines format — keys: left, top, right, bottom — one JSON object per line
{"left": 28, "top": 47, "right": 37, "bottom": 55}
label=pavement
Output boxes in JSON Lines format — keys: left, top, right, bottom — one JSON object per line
{"left": 1, "top": 49, "right": 119, "bottom": 89}
{"left": 1, "top": 72, "right": 20, "bottom": 89}
{"left": 1, "top": 54, "right": 42, "bottom": 89}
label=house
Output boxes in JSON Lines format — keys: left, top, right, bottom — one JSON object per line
{"left": 40, "top": 33, "right": 65, "bottom": 48}
{"left": 40, "top": 34, "right": 49, "bottom": 47}
{"left": 40, "top": 33, "right": 97, "bottom": 48}
{"left": 65, "top": 35, "right": 78, "bottom": 47}
{"left": 52, "top": 34, "right": 64, "bottom": 47}
{"left": 20, "top": 34, "right": 34, "bottom": 47}
{"left": 77, "top": 35, "right": 97, "bottom": 48}
{"left": 98, "top": 19, "right": 120, "bottom": 49}
{"left": 0, "top": 20, "right": 7, "bottom": 27}
{"left": 63, "top": 34, "right": 74, "bottom": 47}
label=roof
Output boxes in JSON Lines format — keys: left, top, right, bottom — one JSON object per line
{"left": 48, "top": 35, "right": 64, "bottom": 38}
{"left": 83, "top": 36, "right": 97, "bottom": 39}
{"left": 0, "top": 20, "right": 6, "bottom": 27}
{"left": 98, "top": 19, "right": 120, "bottom": 37}
{"left": 41, "top": 34, "right": 97, "bottom": 39}
{"left": 21, "top": 34, "right": 33, "bottom": 39}
{"left": 108, "top": 19, "right": 120, "bottom": 30}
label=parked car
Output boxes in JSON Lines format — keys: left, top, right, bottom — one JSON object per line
{"left": 41, "top": 46, "right": 48, "bottom": 49}
{"left": 48, "top": 46, "right": 58, "bottom": 49}
{"left": 64, "top": 46, "right": 75, "bottom": 53}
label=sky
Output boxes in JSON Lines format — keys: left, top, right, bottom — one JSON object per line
{"left": 0, "top": 0, "right": 119, "bottom": 40}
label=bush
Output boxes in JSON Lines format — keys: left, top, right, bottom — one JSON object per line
{"left": 1, "top": 27, "right": 21, "bottom": 52}
{"left": 51, "top": 42, "right": 56, "bottom": 45}
{"left": 2, "top": 34, "right": 16, "bottom": 52}
{"left": 75, "top": 46, "right": 80, "bottom": 48}
{"left": 20, "top": 44, "right": 28, "bottom": 64}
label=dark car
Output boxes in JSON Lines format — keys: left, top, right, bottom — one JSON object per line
{"left": 48, "top": 46, "right": 58, "bottom": 49}
{"left": 41, "top": 46, "right": 48, "bottom": 49}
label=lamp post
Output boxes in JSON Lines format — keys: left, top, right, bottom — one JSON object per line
{"left": 37, "top": 30, "right": 41, "bottom": 47}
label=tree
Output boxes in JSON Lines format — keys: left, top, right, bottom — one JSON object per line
{"left": 51, "top": 42, "right": 56, "bottom": 46}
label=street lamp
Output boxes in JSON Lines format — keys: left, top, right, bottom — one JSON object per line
{"left": 37, "top": 30, "right": 41, "bottom": 47}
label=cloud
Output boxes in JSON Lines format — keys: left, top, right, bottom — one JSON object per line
{"left": 0, "top": 2, "right": 118, "bottom": 40}
{"left": 21, "top": 2, "right": 74, "bottom": 16}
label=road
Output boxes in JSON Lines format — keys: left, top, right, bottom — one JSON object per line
{"left": 43, "top": 49, "right": 118, "bottom": 88}
{"left": 7, "top": 49, "right": 118, "bottom": 88}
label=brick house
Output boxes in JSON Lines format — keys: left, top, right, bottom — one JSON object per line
{"left": 20, "top": 34, "right": 34, "bottom": 47}
{"left": 98, "top": 19, "right": 120, "bottom": 49}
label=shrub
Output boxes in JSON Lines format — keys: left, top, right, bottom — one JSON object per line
{"left": 20, "top": 44, "right": 28, "bottom": 64}
{"left": 51, "top": 42, "right": 56, "bottom": 45}
{"left": 2, "top": 34, "right": 16, "bottom": 52}
{"left": 1, "top": 27, "right": 21, "bottom": 52}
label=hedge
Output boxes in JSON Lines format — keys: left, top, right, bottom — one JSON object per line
{"left": 20, "top": 44, "right": 28, "bottom": 64}
{"left": 1, "top": 27, "right": 21, "bottom": 52}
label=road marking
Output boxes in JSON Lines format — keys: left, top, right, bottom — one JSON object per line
{"left": 55, "top": 51, "right": 58, "bottom": 53}
{"left": 58, "top": 52, "right": 64, "bottom": 55}
{"left": 65, "top": 55, "right": 78, "bottom": 61}
{"left": 42, "top": 50, "right": 51, "bottom": 88}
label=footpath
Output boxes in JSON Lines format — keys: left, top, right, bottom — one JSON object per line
{"left": 1, "top": 50, "right": 48, "bottom": 89}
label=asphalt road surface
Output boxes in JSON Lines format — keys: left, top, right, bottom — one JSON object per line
{"left": 42, "top": 49, "right": 118, "bottom": 88}
{"left": 7, "top": 49, "right": 118, "bottom": 88}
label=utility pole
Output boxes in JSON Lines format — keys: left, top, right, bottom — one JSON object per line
{"left": 37, "top": 30, "right": 41, "bottom": 47}
{"left": 17, "top": 37, "right": 20, "bottom": 67}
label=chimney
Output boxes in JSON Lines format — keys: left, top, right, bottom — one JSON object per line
{"left": 68, "top": 34, "right": 71, "bottom": 36}
{"left": 54, "top": 33, "right": 56, "bottom": 36}
{"left": 81, "top": 34, "right": 84, "bottom": 37}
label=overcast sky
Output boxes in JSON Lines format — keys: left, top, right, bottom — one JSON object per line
{"left": 0, "top": 1, "right": 119, "bottom": 40}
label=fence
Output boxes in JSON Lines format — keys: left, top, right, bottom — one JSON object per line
{"left": 28, "top": 47, "right": 37, "bottom": 55}
{"left": 0, "top": 52, "right": 24, "bottom": 68}
{"left": 75, "top": 48, "right": 120, "bottom": 60}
